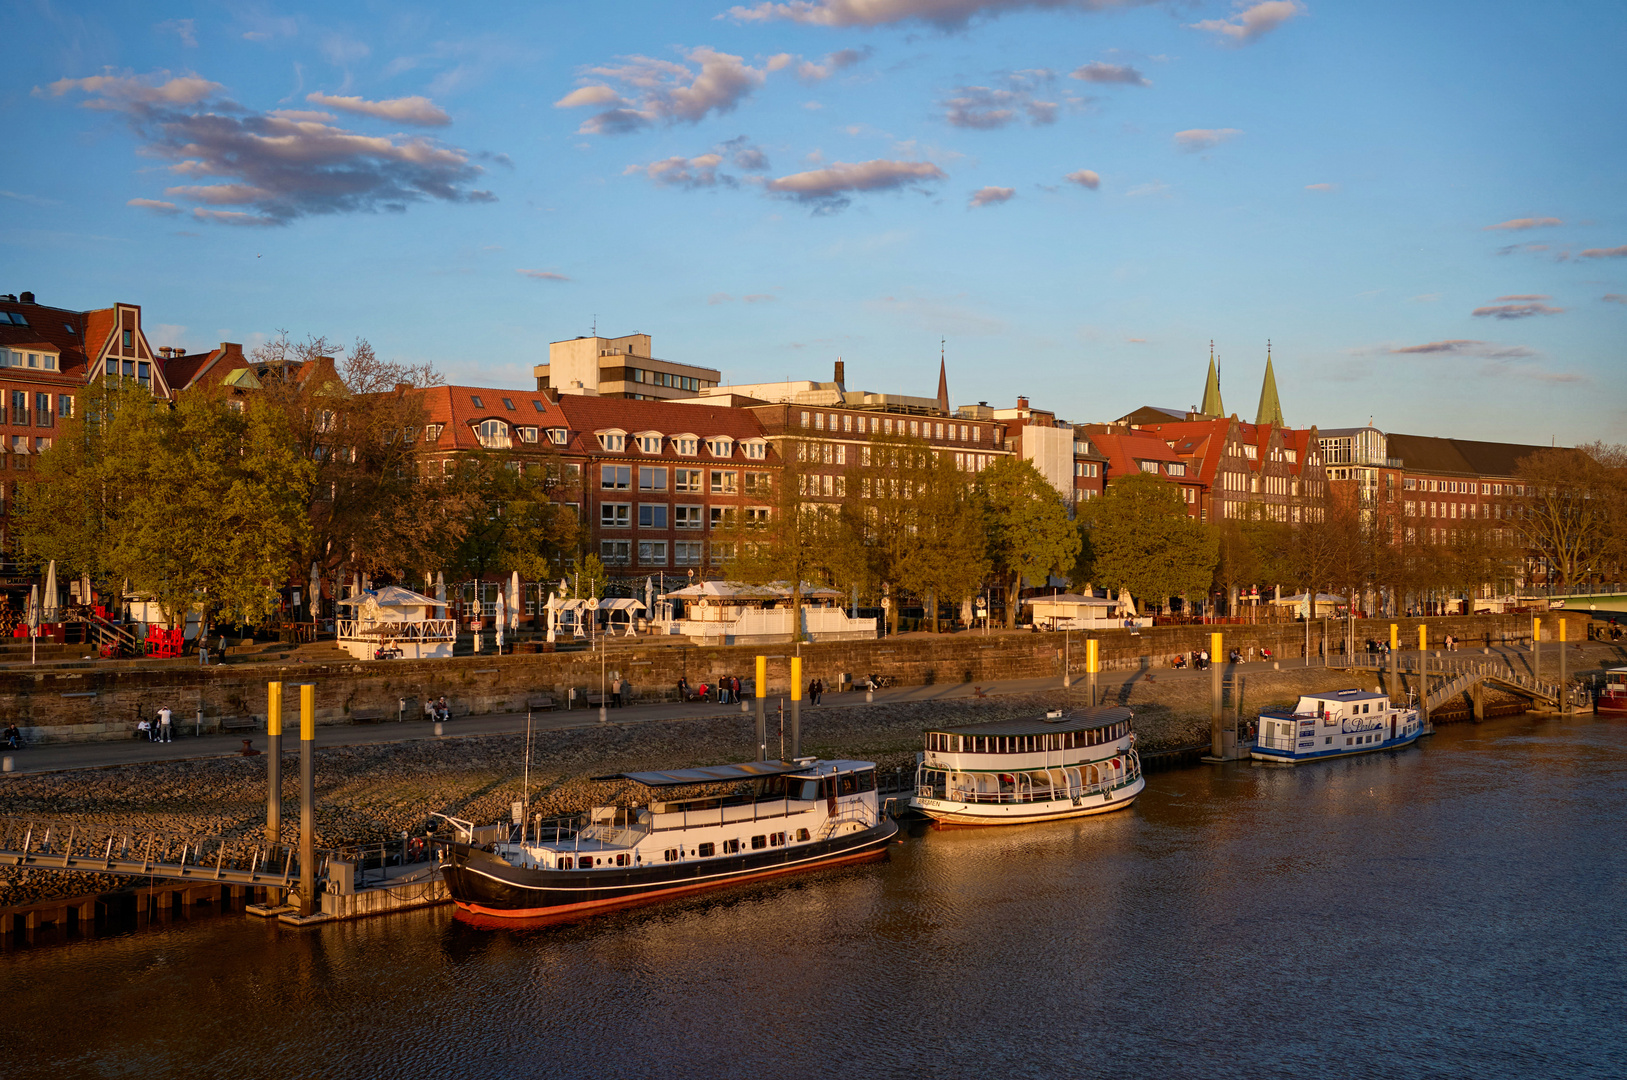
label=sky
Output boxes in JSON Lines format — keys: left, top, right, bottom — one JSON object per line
{"left": 5, "top": 0, "right": 1624, "bottom": 446}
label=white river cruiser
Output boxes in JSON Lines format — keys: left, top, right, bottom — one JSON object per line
{"left": 1251, "top": 689, "right": 1422, "bottom": 764}
{"left": 438, "top": 758, "right": 898, "bottom": 920}
{"left": 910, "top": 706, "right": 1144, "bottom": 826}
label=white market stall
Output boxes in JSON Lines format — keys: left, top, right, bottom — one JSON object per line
{"left": 336, "top": 586, "right": 457, "bottom": 660}
{"left": 662, "top": 581, "right": 876, "bottom": 644}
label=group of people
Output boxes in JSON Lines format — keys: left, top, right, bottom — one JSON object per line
{"left": 421, "top": 696, "right": 451, "bottom": 722}
{"left": 677, "top": 675, "right": 744, "bottom": 704}
{"left": 135, "top": 705, "right": 174, "bottom": 742}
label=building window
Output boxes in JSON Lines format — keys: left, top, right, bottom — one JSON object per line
{"left": 637, "top": 433, "right": 662, "bottom": 453}
{"left": 710, "top": 470, "right": 738, "bottom": 494}
{"left": 35, "top": 394, "right": 52, "bottom": 428}
{"left": 674, "top": 436, "right": 698, "bottom": 455}
{"left": 814, "top": 413, "right": 825, "bottom": 431}
{"left": 638, "top": 466, "right": 667, "bottom": 491}
{"left": 475, "top": 419, "right": 510, "bottom": 448}
{"left": 122, "top": 328, "right": 133, "bottom": 350}
{"left": 600, "top": 540, "right": 631, "bottom": 565}
{"left": 638, "top": 504, "right": 668, "bottom": 529}
{"left": 501, "top": 398, "right": 515, "bottom": 411}
{"left": 674, "top": 469, "right": 702, "bottom": 493}
{"left": 674, "top": 541, "right": 702, "bottom": 565}
{"left": 710, "top": 506, "right": 737, "bottom": 530}
{"left": 597, "top": 431, "right": 626, "bottom": 452}
{"left": 742, "top": 472, "right": 771, "bottom": 496}
{"left": 742, "top": 440, "right": 766, "bottom": 460}
{"left": 547, "top": 428, "right": 569, "bottom": 445}
{"left": 710, "top": 541, "right": 734, "bottom": 565}
{"left": 1167, "top": 462, "right": 1185, "bottom": 476}
{"left": 676, "top": 505, "right": 703, "bottom": 529}
{"left": 707, "top": 437, "right": 734, "bottom": 457}
{"left": 600, "top": 503, "right": 631, "bottom": 528}
{"left": 746, "top": 507, "right": 771, "bottom": 527}
{"left": 601, "top": 465, "right": 630, "bottom": 490}
{"left": 518, "top": 426, "right": 538, "bottom": 443}
{"left": 638, "top": 541, "right": 668, "bottom": 565}
{"left": 10, "top": 391, "right": 26, "bottom": 425}
{"left": 800, "top": 411, "right": 810, "bottom": 428}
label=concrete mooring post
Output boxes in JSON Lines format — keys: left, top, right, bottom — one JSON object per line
{"left": 789, "top": 655, "right": 802, "bottom": 760}
{"left": 754, "top": 655, "right": 767, "bottom": 761}
{"left": 1086, "top": 638, "right": 1099, "bottom": 707}
{"left": 297, "top": 683, "right": 316, "bottom": 918}
{"left": 1210, "top": 631, "right": 1226, "bottom": 759}
{"left": 266, "top": 681, "right": 283, "bottom": 845}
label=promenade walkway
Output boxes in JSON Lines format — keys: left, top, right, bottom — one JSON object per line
{"left": 5, "top": 640, "right": 1612, "bottom": 777}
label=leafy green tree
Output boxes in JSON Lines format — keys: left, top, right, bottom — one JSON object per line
{"left": 980, "top": 457, "right": 1080, "bottom": 627}
{"left": 896, "top": 449, "right": 990, "bottom": 631}
{"left": 444, "top": 450, "right": 578, "bottom": 583}
{"left": 16, "top": 380, "right": 313, "bottom": 630}
{"left": 1080, "top": 473, "right": 1216, "bottom": 614}
{"left": 722, "top": 436, "right": 837, "bottom": 638}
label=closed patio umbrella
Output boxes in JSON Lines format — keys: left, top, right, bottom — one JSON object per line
{"left": 508, "top": 570, "right": 521, "bottom": 631}
{"left": 42, "top": 560, "right": 58, "bottom": 622}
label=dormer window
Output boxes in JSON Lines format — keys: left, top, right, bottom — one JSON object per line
{"left": 548, "top": 428, "right": 569, "bottom": 445}
{"left": 518, "top": 426, "right": 539, "bottom": 443}
{"left": 425, "top": 424, "right": 444, "bottom": 442}
{"left": 636, "top": 432, "right": 663, "bottom": 454}
{"left": 1167, "top": 462, "right": 1186, "bottom": 477}
{"left": 742, "top": 439, "right": 767, "bottom": 460}
{"left": 673, "top": 434, "right": 698, "bottom": 455}
{"left": 597, "top": 430, "right": 627, "bottom": 452}
{"left": 706, "top": 436, "right": 734, "bottom": 458}
{"left": 1245, "top": 445, "right": 1258, "bottom": 460}
{"left": 476, "top": 419, "right": 511, "bottom": 449}
{"left": 1139, "top": 460, "right": 1160, "bottom": 474}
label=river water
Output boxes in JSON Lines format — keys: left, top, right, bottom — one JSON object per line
{"left": 5, "top": 711, "right": 1624, "bottom": 1080}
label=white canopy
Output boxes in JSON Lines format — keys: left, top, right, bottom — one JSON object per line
{"left": 1272, "top": 592, "right": 1348, "bottom": 605}
{"left": 599, "top": 598, "right": 647, "bottom": 612}
{"left": 336, "top": 586, "right": 440, "bottom": 608}
{"left": 660, "top": 580, "right": 841, "bottom": 601}
{"left": 1022, "top": 593, "right": 1118, "bottom": 608}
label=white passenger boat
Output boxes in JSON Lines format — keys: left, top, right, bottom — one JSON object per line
{"left": 438, "top": 758, "right": 898, "bottom": 920}
{"left": 910, "top": 706, "right": 1144, "bottom": 826}
{"left": 1251, "top": 688, "right": 1422, "bottom": 764}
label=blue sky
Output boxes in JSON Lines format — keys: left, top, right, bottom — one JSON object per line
{"left": 6, "top": 0, "right": 1624, "bottom": 444}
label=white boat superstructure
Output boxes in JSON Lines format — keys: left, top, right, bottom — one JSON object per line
{"left": 909, "top": 706, "right": 1144, "bottom": 826}
{"left": 1251, "top": 688, "right": 1422, "bottom": 764}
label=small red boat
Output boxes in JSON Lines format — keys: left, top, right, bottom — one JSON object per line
{"left": 1598, "top": 668, "right": 1627, "bottom": 715}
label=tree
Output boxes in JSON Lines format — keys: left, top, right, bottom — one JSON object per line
{"left": 15, "top": 380, "right": 313, "bottom": 630}
{"left": 443, "top": 450, "right": 579, "bottom": 583}
{"left": 895, "top": 448, "right": 990, "bottom": 631}
{"left": 980, "top": 457, "right": 1080, "bottom": 627}
{"left": 1514, "top": 447, "right": 1615, "bottom": 587}
{"left": 722, "top": 437, "right": 838, "bottom": 638}
{"left": 1079, "top": 474, "right": 1216, "bottom": 614}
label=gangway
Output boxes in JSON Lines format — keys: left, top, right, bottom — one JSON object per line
{"left": 0, "top": 816, "right": 309, "bottom": 889}
{"left": 1335, "top": 653, "right": 1564, "bottom": 708}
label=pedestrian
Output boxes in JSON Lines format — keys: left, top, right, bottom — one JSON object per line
{"left": 435, "top": 696, "right": 450, "bottom": 722}
{"left": 3, "top": 723, "right": 19, "bottom": 750}
{"left": 811, "top": 678, "right": 822, "bottom": 705}
{"left": 731, "top": 675, "right": 741, "bottom": 703}
{"left": 423, "top": 698, "right": 435, "bottom": 722}
{"left": 158, "top": 704, "right": 173, "bottom": 743}
{"left": 611, "top": 676, "right": 623, "bottom": 708}
{"left": 677, "top": 676, "right": 689, "bottom": 702}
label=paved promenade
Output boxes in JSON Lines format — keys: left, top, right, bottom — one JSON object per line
{"left": 0, "top": 640, "right": 1592, "bottom": 776}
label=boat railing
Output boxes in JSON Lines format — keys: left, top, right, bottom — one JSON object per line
{"left": 1255, "top": 733, "right": 1300, "bottom": 752}
{"left": 816, "top": 801, "right": 878, "bottom": 839}
{"left": 922, "top": 769, "right": 1139, "bottom": 805}
{"left": 578, "top": 823, "right": 645, "bottom": 848}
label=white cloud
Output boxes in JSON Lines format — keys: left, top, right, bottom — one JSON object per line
{"left": 793, "top": 47, "right": 873, "bottom": 82}
{"left": 1579, "top": 245, "right": 1627, "bottom": 259}
{"left": 1070, "top": 61, "right": 1148, "bottom": 85}
{"left": 1065, "top": 169, "right": 1100, "bottom": 189}
{"left": 1189, "top": 1, "right": 1304, "bottom": 45}
{"left": 517, "top": 269, "right": 570, "bottom": 281}
{"left": 969, "top": 185, "right": 1015, "bottom": 207}
{"left": 1482, "top": 216, "right": 1562, "bottom": 231}
{"left": 128, "top": 197, "right": 181, "bottom": 215}
{"left": 625, "top": 137, "right": 770, "bottom": 190}
{"left": 305, "top": 92, "right": 452, "bottom": 126}
{"left": 560, "top": 47, "right": 766, "bottom": 135}
{"left": 1305, "top": 182, "right": 1336, "bottom": 191}
{"left": 156, "top": 19, "right": 198, "bottom": 47}
{"left": 41, "top": 71, "right": 221, "bottom": 108}
{"left": 1125, "top": 179, "right": 1171, "bottom": 198}
{"left": 1173, "top": 127, "right": 1242, "bottom": 151}
{"left": 764, "top": 158, "right": 946, "bottom": 213}
{"left": 728, "top": 0, "right": 1147, "bottom": 30}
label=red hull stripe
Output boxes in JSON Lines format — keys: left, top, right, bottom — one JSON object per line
{"left": 454, "top": 845, "right": 889, "bottom": 919}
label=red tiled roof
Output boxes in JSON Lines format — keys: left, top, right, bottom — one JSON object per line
{"left": 163, "top": 350, "right": 221, "bottom": 391}
{"left": 416, "top": 384, "right": 561, "bottom": 450}
{"left": 83, "top": 308, "right": 116, "bottom": 366}
{"left": 0, "top": 301, "right": 91, "bottom": 378}
{"left": 553, "top": 394, "right": 770, "bottom": 461}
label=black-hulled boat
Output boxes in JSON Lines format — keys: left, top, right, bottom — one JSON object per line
{"left": 438, "top": 758, "right": 898, "bottom": 919}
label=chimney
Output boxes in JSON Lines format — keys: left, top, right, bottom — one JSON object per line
{"left": 19, "top": 291, "right": 35, "bottom": 304}
{"left": 834, "top": 359, "right": 845, "bottom": 389}
{"left": 1017, "top": 396, "right": 1029, "bottom": 410}
{"left": 395, "top": 383, "right": 412, "bottom": 394}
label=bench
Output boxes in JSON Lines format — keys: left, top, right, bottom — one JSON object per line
{"left": 350, "top": 708, "right": 387, "bottom": 724}
{"left": 586, "top": 694, "right": 610, "bottom": 707}
{"left": 219, "top": 716, "right": 259, "bottom": 734}
{"left": 525, "top": 695, "right": 555, "bottom": 711}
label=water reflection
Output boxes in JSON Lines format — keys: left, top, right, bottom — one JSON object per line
{"left": 4, "top": 712, "right": 1624, "bottom": 1080}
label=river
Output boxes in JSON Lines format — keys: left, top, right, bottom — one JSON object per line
{"left": 4, "top": 711, "right": 1624, "bottom": 1079}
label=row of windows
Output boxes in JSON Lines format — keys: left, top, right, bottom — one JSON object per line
{"left": 104, "top": 359, "right": 152, "bottom": 385}
{"left": 0, "top": 392, "right": 69, "bottom": 427}
{"left": 601, "top": 539, "right": 717, "bottom": 566}
{"left": 799, "top": 410, "right": 986, "bottom": 443}
{"left": 628, "top": 369, "right": 709, "bottom": 392}
{"left": 0, "top": 349, "right": 59, "bottom": 371}
{"left": 602, "top": 465, "right": 767, "bottom": 495}
{"left": 467, "top": 393, "right": 547, "bottom": 413}
{"left": 595, "top": 430, "right": 765, "bottom": 458}
{"left": 1403, "top": 477, "right": 1518, "bottom": 495}
{"left": 1074, "top": 461, "right": 1100, "bottom": 478}
{"left": 599, "top": 502, "right": 767, "bottom": 530}
{"left": 926, "top": 721, "right": 1130, "bottom": 755}
{"left": 651, "top": 829, "right": 809, "bottom": 863}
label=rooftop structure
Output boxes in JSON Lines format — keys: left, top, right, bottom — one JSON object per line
{"left": 535, "top": 333, "right": 721, "bottom": 401}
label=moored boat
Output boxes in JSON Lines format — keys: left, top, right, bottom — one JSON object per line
{"left": 1597, "top": 668, "right": 1627, "bottom": 715}
{"left": 909, "top": 706, "right": 1144, "bottom": 825}
{"left": 437, "top": 757, "right": 898, "bottom": 919}
{"left": 1251, "top": 688, "right": 1422, "bottom": 764}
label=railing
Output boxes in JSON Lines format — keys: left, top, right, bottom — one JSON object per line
{"left": 337, "top": 618, "right": 457, "bottom": 642}
{"left": 1338, "top": 653, "right": 1562, "bottom": 706}
{"left": 920, "top": 757, "right": 1141, "bottom": 805}
{"left": 816, "top": 800, "right": 879, "bottom": 839}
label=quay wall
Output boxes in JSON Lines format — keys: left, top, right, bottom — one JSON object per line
{"left": 0, "top": 613, "right": 1576, "bottom": 744}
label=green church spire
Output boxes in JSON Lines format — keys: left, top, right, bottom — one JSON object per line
{"left": 1200, "top": 340, "right": 1224, "bottom": 418}
{"left": 1255, "top": 341, "right": 1285, "bottom": 428}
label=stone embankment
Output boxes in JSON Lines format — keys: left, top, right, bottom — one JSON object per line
{"left": 0, "top": 612, "right": 1577, "bottom": 745}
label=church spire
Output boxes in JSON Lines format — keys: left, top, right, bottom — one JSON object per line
{"left": 936, "top": 339, "right": 950, "bottom": 415}
{"left": 1255, "top": 340, "right": 1285, "bottom": 428}
{"left": 1199, "top": 340, "right": 1224, "bottom": 418}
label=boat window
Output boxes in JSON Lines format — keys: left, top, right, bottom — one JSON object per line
{"left": 839, "top": 774, "right": 857, "bottom": 796}
{"left": 796, "top": 829, "right": 811, "bottom": 841}
{"left": 751, "top": 835, "right": 768, "bottom": 850}
{"left": 855, "top": 769, "right": 875, "bottom": 792}
{"left": 794, "top": 779, "right": 818, "bottom": 801}
{"left": 954, "top": 736, "right": 963, "bottom": 752}
{"left": 723, "top": 839, "right": 740, "bottom": 854}
{"left": 697, "top": 843, "right": 715, "bottom": 858}
{"left": 615, "top": 854, "right": 629, "bottom": 866}
{"left": 770, "top": 832, "right": 785, "bottom": 846}
{"left": 664, "top": 849, "right": 679, "bottom": 862}
{"left": 559, "top": 856, "right": 573, "bottom": 869}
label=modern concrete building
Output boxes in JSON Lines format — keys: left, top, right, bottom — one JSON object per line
{"left": 534, "top": 333, "right": 720, "bottom": 400}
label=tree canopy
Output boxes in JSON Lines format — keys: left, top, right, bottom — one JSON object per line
{"left": 1079, "top": 473, "right": 1217, "bottom": 613}
{"left": 979, "top": 457, "right": 1079, "bottom": 626}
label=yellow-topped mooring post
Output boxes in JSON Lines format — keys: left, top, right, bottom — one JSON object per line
{"left": 789, "top": 656, "right": 803, "bottom": 761}
{"left": 1532, "top": 616, "right": 1541, "bottom": 684}
{"left": 266, "top": 682, "right": 283, "bottom": 845}
{"left": 298, "top": 684, "right": 316, "bottom": 918}
{"left": 1211, "top": 631, "right": 1226, "bottom": 759}
{"left": 1417, "top": 625, "right": 1430, "bottom": 730}
{"left": 754, "top": 655, "right": 767, "bottom": 761}
{"left": 1086, "top": 638, "right": 1099, "bottom": 707}
{"left": 1558, "top": 617, "right": 1568, "bottom": 712}
{"left": 1388, "top": 623, "right": 1401, "bottom": 699}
